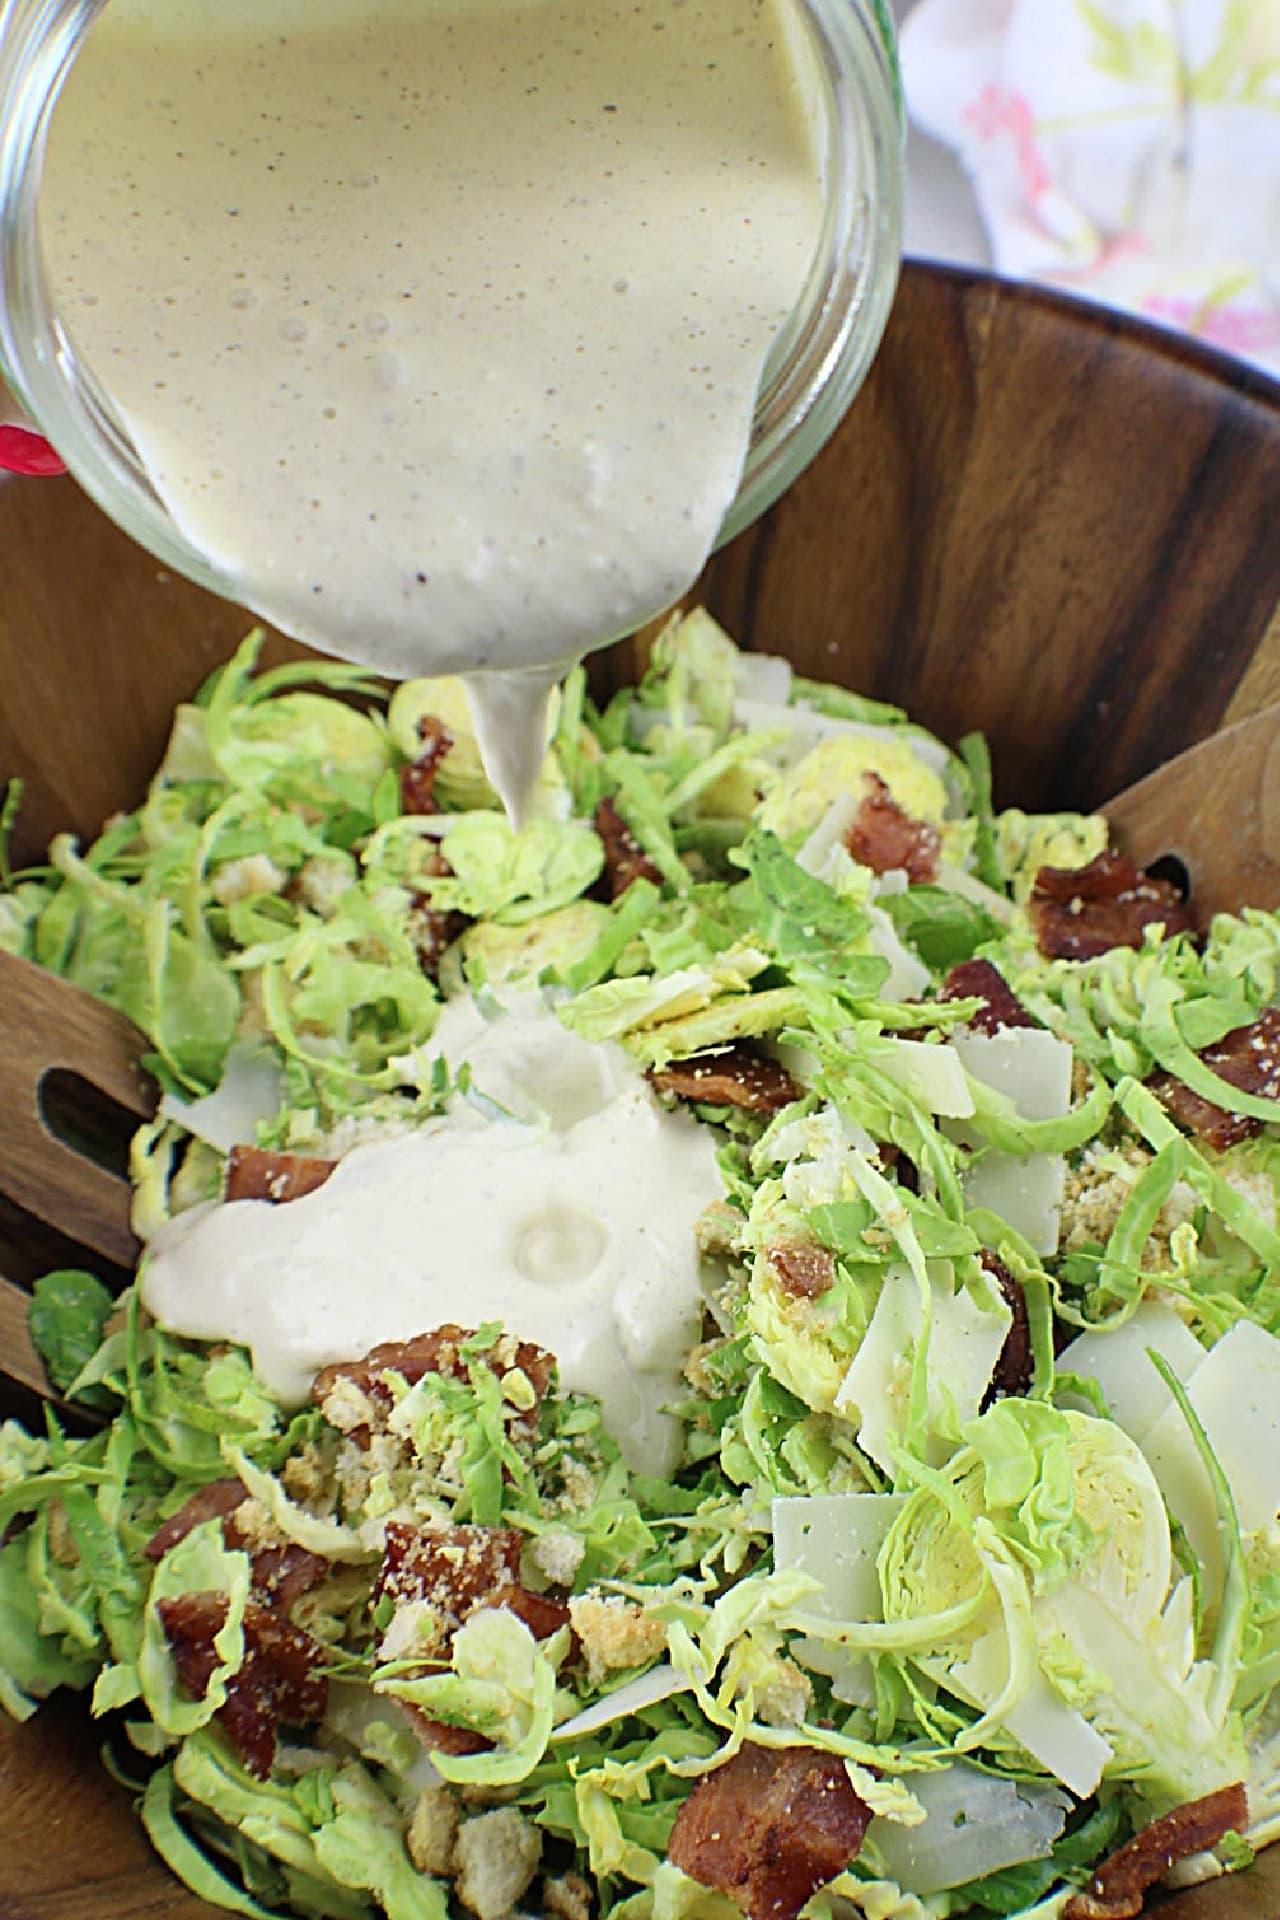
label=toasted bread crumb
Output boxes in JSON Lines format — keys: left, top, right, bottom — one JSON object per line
{"left": 407, "top": 1782, "right": 460, "bottom": 1878}
{"left": 454, "top": 1807, "right": 541, "bottom": 1920}
{"left": 568, "top": 1592, "right": 666, "bottom": 1686}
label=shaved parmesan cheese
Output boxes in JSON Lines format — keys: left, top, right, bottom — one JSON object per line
{"left": 963, "top": 1154, "right": 1067, "bottom": 1260}
{"left": 867, "top": 1764, "right": 1070, "bottom": 1894}
{"left": 773, "top": 1101, "right": 879, "bottom": 1207}
{"left": 950, "top": 1028, "right": 1073, "bottom": 1256}
{"left": 836, "top": 1263, "right": 1011, "bottom": 1473}
{"left": 951, "top": 1030, "right": 1073, "bottom": 1122}
{"left": 936, "top": 861, "right": 1015, "bottom": 925}
{"left": 162, "top": 1044, "right": 284, "bottom": 1153}
{"left": 550, "top": 1664, "right": 688, "bottom": 1740}
{"left": 774, "top": 1492, "right": 906, "bottom": 1707}
{"left": 797, "top": 794, "right": 861, "bottom": 875}
{"left": 1059, "top": 1302, "right": 1205, "bottom": 1442}
{"left": 773, "top": 1493, "right": 906, "bottom": 1614}
{"left": 1142, "top": 1320, "right": 1280, "bottom": 1597}
{"left": 878, "top": 1038, "right": 975, "bottom": 1119}
{"left": 733, "top": 650, "right": 792, "bottom": 707}
{"left": 947, "top": 1631, "right": 1113, "bottom": 1798}
{"left": 868, "top": 907, "right": 933, "bottom": 1002}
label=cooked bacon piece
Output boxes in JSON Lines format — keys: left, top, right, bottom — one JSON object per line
{"left": 1064, "top": 1783, "right": 1248, "bottom": 1920}
{"left": 497, "top": 1583, "right": 572, "bottom": 1641}
{"left": 373, "top": 1519, "right": 567, "bottom": 1658}
{"left": 400, "top": 715, "right": 454, "bottom": 816}
{"left": 312, "top": 1324, "right": 556, "bottom": 1431}
{"left": 375, "top": 1519, "right": 522, "bottom": 1618}
{"left": 668, "top": 1742, "right": 873, "bottom": 1920}
{"left": 648, "top": 1044, "right": 801, "bottom": 1115}
{"left": 594, "top": 796, "right": 663, "bottom": 899}
{"left": 1030, "top": 850, "right": 1192, "bottom": 962}
{"left": 981, "top": 1253, "right": 1033, "bottom": 1406}
{"left": 225, "top": 1146, "right": 336, "bottom": 1205}
{"left": 158, "top": 1592, "right": 328, "bottom": 1780}
{"left": 238, "top": 1538, "right": 330, "bottom": 1613}
{"left": 404, "top": 1705, "right": 494, "bottom": 1757}
{"left": 144, "top": 1479, "right": 328, "bottom": 1613}
{"left": 941, "top": 958, "right": 1036, "bottom": 1035}
{"left": 768, "top": 1241, "right": 836, "bottom": 1300}
{"left": 145, "top": 1480, "right": 247, "bottom": 1562}
{"left": 845, "top": 772, "right": 940, "bottom": 885}
{"left": 1148, "top": 1005, "right": 1280, "bottom": 1152}
{"left": 373, "top": 1520, "right": 568, "bottom": 1659}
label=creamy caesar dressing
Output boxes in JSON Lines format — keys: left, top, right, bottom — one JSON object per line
{"left": 40, "top": 0, "right": 824, "bottom": 814}
{"left": 140, "top": 1002, "right": 722, "bottom": 1475}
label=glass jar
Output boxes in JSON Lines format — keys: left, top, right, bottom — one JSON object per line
{"left": 0, "top": 0, "right": 902, "bottom": 584}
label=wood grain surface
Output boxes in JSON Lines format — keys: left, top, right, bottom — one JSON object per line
{"left": 1, "top": 264, "right": 1279, "bottom": 1919}
{"left": 1107, "top": 700, "right": 1280, "bottom": 920}
{"left": 0, "top": 950, "right": 152, "bottom": 1272}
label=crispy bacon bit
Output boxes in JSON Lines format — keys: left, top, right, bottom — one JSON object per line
{"left": 145, "top": 1480, "right": 246, "bottom": 1562}
{"left": 375, "top": 1519, "right": 521, "bottom": 1616}
{"left": 225, "top": 1146, "right": 336, "bottom": 1206}
{"left": 941, "top": 958, "right": 1035, "bottom": 1035}
{"left": 1148, "top": 1006, "right": 1280, "bottom": 1152}
{"left": 373, "top": 1520, "right": 566, "bottom": 1658}
{"left": 981, "top": 1253, "right": 1034, "bottom": 1406}
{"left": 144, "top": 1479, "right": 328, "bottom": 1614}
{"left": 239, "top": 1537, "right": 330, "bottom": 1613}
{"left": 1063, "top": 1783, "right": 1248, "bottom": 1920}
{"left": 668, "top": 1742, "right": 873, "bottom": 1920}
{"left": 158, "top": 1592, "right": 328, "bottom": 1780}
{"left": 312, "top": 1324, "right": 555, "bottom": 1428}
{"left": 1030, "top": 850, "right": 1193, "bottom": 962}
{"left": 400, "top": 715, "right": 454, "bottom": 816}
{"left": 404, "top": 1705, "right": 494, "bottom": 1757}
{"left": 648, "top": 1044, "right": 800, "bottom": 1115}
{"left": 594, "top": 796, "right": 663, "bottom": 899}
{"left": 769, "top": 1241, "right": 836, "bottom": 1300}
{"left": 499, "top": 1583, "right": 573, "bottom": 1641}
{"left": 845, "top": 772, "right": 940, "bottom": 885}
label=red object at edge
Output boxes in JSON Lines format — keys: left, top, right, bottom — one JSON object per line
{"left": 0, "top": 425, "right": 66, "bottom": 476}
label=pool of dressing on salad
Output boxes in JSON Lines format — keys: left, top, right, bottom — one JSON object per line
{"left": 142, "top": 1003, "right": 723, "bottom": 1476}
{"left": 40, "top": 0, "right": 825, "bottom": 814}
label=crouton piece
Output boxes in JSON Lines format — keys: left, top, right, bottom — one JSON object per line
{"left": 407, "top": 1782, "right": 461, "bottom": 1878}
{"left": 542, "top": 1872, "right": 592, "bottom": 1920}
{"left": 568, "top": 1593, "right": 666, "bottom": 1686}
{"left": 454, "top": 1807, "right": 542, "bottom": 1920}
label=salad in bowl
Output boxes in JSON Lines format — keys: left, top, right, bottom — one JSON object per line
{"left": 2, "top": 611, "right": 1279, "bottom": 1920}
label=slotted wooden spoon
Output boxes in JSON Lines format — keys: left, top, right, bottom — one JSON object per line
{"left": 2, "top": 698, "right": 1279, "bottom": 1415}
{"left": 1104, "top": 700, "right": 1280, "bottom": 921}
{"left": 0, "top": 947, "right": 154, "bottom": 1415}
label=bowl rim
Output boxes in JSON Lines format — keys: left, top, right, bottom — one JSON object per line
{"left": 899, "top": 256, "right": 1280, "bottom": 414}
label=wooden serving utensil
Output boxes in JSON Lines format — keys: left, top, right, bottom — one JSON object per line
{"left": 1104, "top": 699, "right": 1280, "bottom": 921}
{"left": 0, "top": 947, "right": 154, "bottom": 1414}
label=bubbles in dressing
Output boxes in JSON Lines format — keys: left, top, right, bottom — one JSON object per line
{"left": 139, "top": 1003, "right": 723, "bottom": 1476}
{"left": 40, "top": 0, "right": 825, "bottom": 814}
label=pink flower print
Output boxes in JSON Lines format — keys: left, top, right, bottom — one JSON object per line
{"left": 963, "top": 83, "right": 1051, "bottom": 200}
{"left": 1143, "top": 296, "right": 1280, "bottom": 358}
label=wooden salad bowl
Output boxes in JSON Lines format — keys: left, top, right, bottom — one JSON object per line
{"left": 2, "top": 262, "right": 1280, "bottom": 1919}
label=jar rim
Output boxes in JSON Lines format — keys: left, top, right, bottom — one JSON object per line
{"left": 0, "top": 0, "right": 902, "bottom": 594}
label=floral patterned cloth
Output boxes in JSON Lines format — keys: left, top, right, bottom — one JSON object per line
{"left": 901, "top": 0, "right": 1280, "bottom": 375}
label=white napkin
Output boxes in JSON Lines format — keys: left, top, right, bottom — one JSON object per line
{"left": 900, "top": 0, "right": 1280, "bottom": 376}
